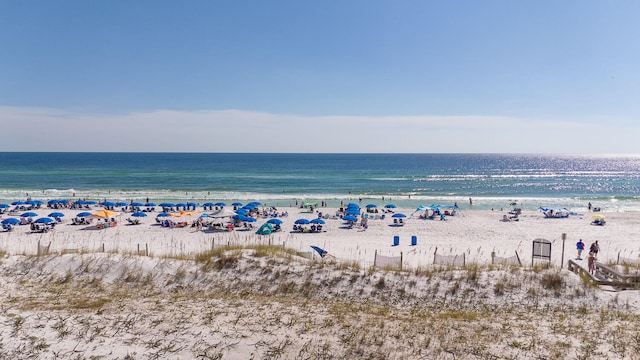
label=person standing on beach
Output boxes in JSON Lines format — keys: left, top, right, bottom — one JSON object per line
{"left": 588, "top": 252, "right": 596, "bottom": 275}
{"left": 576, "top": 239, "right": 585, "bottom": 260}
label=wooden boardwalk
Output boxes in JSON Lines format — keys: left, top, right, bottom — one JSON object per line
{"left": 568, "top": 259, "right": 640, "bottom": 290}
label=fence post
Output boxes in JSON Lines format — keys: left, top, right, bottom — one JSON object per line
{"left": 491, "top": 251, "right": 495, "bottom": 264}
{"left": 433, "top": 247, "right": 438, "bottom": 265}
{"left": 400, "top": 252, "right": 403, "bottom": 270}
{"left": 515, "top": 251, "right": 522, "bottom": 266}
{"left": 146, "top": 243, "right": 148, "bottom": 256}
{"left": 374, "top": 249, "right": 377, "bottom": 267}
{"left": 561, "top": 233, "right": 566, "bottom": 269}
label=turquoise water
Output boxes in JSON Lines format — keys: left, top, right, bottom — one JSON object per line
{"left": 1, "top": 152, "right": 639, "bottom": 211}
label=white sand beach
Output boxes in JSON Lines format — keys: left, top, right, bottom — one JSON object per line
{"left": 1, "top": 204, "right": 640, "bottom": 359}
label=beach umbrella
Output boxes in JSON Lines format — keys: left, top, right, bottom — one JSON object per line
{"left": 101, "top": 201, "right": 116, "bottom": 207}
{"left": 246, "top": 201, "right": 261, "bottom": 206}
{"left": 34, "top": 217, "right": 54, "bottom": 224}
{"left": 384, "top": 204, "right": 397, "bottom": 208}
{"left": 0, "top": 204, "right": 10, "bottom": 208}
{"left": 12, "top": 201, "right": 25, "bottom": 205}
{"left": 365, "top": 204, "right": 377, "bottom": 208}
{"left": 131, "top": 212, "right": 147, "bottom": 217}
{"left": 199, "top": 213, "right": 209, "bottom": 218}
{"left": 186, "top": 202, "right": 198, "bottom": 207}
{"left": 116, "top": 201, "right": 129, "bottom": 207}
{"left": 76, "top": 211, "right": 93, "bottom": 217}
{"left": 310, "top": 245, "right": 328, "bottom": 258}
{"left": 145, "top": 202, "right": 156, "bottom": 207}
{"left": 92, "top": 209, "right": 119, "bottom": 218}
{"left": 345, "top": 209, "right": 360, "bottom": 216}
{"left": 47, "top": 199, "right": 60, "bottom": 205}
{"left": 235, "top": 208, "right": 250, "bottom": 215}
{"left": 26, "top": 200, "right": 43, "bottom": 205}
{"left": 243, "top": 217, "right": 257, "bottom": 222}
{"left": 232, "top": 202, "right": 243, "bottom": 207}
{"left": 159, "top": 202, "right": 175, "bottom": 208}
{"left": 156, "top": 212, "right": 170, "bottom": 217}
{"left": 343, "top": 215, "right": 358, "bottom": 222}
{"left": 21, "top": 212, "right": 38, "bottom": 218}
{"left": 310, "top": 218, "right": 325, "bottom": 224}
{"left": 85, "top": 200, "right": 97, "bottom": 205}
{"left": 295, "top": 218, "right": 310, "bottom": 225}
{"left": 346, "top": 203, "right": 359, "bottom": 208}
{"left": 392, "top": 213, "right": 406, "bottom": 218}
{"left": 214, "top": 202, "right": 226, "bottom": 207}
{"left": 175, "top": 203, "right": 187, "bottom": 208}
{"left": 1, "top": 218, "right": 19, "bottom": 225}
{"left": 130, "top": 202, "right": 144, "bottom": 207}
{"left": 202, "top": 202, "right": 214, "bottom": 207}
{"left": 48, "top": 212, "right": 65, "bottom": 218}
{"left": 267, "top": 218, "right": 283, "bottom": 225}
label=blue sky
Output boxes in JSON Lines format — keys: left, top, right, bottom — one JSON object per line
{"left": 1, "top": 1, "right": 639, "bottom": 153}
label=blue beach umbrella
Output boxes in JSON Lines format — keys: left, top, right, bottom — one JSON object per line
{"left": 343, "top": 215, "right": 358, "bottom": 222}
{"left": 76, "top": 212, "right": 93, "bottom": 217}
{"left": 1, "top": 218, "right": 19, "bottom": 225}
{"left": 311, "top": 245, "right": 328, "bottom": 258}
{"left": 48, "top": 212, "right": 65, "bottom": 218}
{"left": 159, "top": 202, "right": 175, "bottom": 208}
{"left": 101, "top": 201, "right": 116, "bottom": 207}
{"left": 202, "top": 202, "right": 214, "bottom": 207}
{"left": 34, "top": 217, "right": 54, "bottom": 224}
{"left": 186, "top": 202, "right": 198, "bottom": 207}
{"left": 295, "top": 218, "right": 310, "bottom": 224}
{"left": 392, "top": 213, "right": 406, "bottom": 218}
{"left": 0, "top": 204, "right": 10, "bottom": 208}
{"left": 235, "top": 208, "right": 250, "bottom": 215}
{"left": 365, "top": 204, "right": 377, "bottom": 208}
{"left": 145, "top": 202, "right": 156, "bottom": 207}
{"left": 116, "top": 201, "right": 129, "bottom": 207}
{"left": 12, "top": 201, "right": 25, "bottom": 206}
{"left": 156, "top": 212, "right": 170, "bottom": 217}
{"left": 26, "top": 200, "right": 44, "bottom": 205}
{"left": 310, "top": 218, "right": 325, "bottom": 224}
{"left": 130, "top": 202, "right": 144, "bottom": 207}
{"left": 384, "top": 204, "right": 397, "bottom": 209}
{"left": 232, "top": 202, "right": 243, "bottom": 207}
{"left": 214, "top": 202, "right": 226, "bottom": 207}
{"left": 131, "top": 212, "right": 147, "bottom": 217}
{"left": 21, "top": 212, "right": 38, "bottom": 218}
{"left": 267, "top": 218, "right": 283, "bottom": 225}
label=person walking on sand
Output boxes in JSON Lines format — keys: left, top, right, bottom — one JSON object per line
{"left": 590, "top": 241, "right": 600, "bottom": 256}
{"left": 576, "top": 239, "right": 585, "bottom": 260}
{"left": 588, "top": 252, "right": 596, "bottom": 275}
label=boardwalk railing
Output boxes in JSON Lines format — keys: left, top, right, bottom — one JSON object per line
{"left": 567, "top": 259, "right": 640, "bottom": 290}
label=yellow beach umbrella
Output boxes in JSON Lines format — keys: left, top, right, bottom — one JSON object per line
{"left": 92, "top": 209, "right": 120, "bottom": 218}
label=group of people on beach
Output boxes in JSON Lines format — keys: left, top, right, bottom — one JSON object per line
{"left": 576, "top": 239, "right": 600, "bottom": 275}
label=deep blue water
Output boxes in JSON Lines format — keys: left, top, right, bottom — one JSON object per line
{"left": 1, "top": 153, "right": 639, "bottom": 211}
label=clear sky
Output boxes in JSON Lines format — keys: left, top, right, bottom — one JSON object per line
{"left": 1, "top": 1, "right": 639, "bottom": 153}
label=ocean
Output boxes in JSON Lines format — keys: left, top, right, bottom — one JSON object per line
{"left": 1, "top": 152, "right": 639, "bottom": 212}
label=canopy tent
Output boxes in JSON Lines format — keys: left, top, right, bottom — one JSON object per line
{"left": 255, "top": 222, "right": 273, "bottom": 235}
{"left": 209, "top": 208, "right": 238, "bottom": 218}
